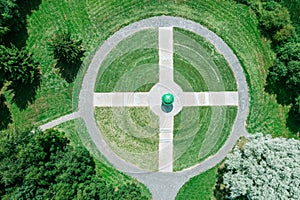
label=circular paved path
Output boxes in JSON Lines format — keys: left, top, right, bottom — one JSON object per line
{"left": 78, "top": 16, "right": 249, "bottom": 200}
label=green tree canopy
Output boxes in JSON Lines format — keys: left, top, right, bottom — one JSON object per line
{"left": 269, "top": 42, "right": 300, "bottom": 96}
{"left": 223, "top": 133, "right": 300, "bottom": 199}
{"left": 49, "top": 31, "right": 84, "bottom": 65}
{"left": 0, "top": 0, "right": 20, "bottom": 39}
{"left": 0, "top": 129, "right": 148, "bottom": 199}
{"left": 0, "top": 45, "right": 41, "bottom": 109}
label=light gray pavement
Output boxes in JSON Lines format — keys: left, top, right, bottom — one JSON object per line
{"left": 159, "top": 116, "right": 174, "bottom": 172}
{"left": 94, "top": 92, "right": 149, "bottom": 107}
{"left": 159, "top": 27, "right": 174, "bottom": 84}
{"left": 78, "top": 16, "right": 250, "bottom": 200}
{"left": 182, "top": 92, "right": 239, "bottom": 106}
{"left": 39, "top": 112, "right": 80, "bottom": 131}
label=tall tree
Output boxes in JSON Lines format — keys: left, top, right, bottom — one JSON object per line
{"left": 222, "top": 133, "right": 300, "bottom": 199}
{"left": 0, "top": 129, "right": 148, "bottom": 199}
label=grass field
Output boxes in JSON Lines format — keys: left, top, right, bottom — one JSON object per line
{"left": 3, "top": 0, "right": 295, "bottom": 198}
{"left": 54, "top": 118, "right": 151, "bottom": 197}
{"left": 174, "top": 28, "right": 237, "bottom": 92}
{"left": 5, "top": 0, "right": 288, "bottom": 138}
{"left": 95, "top": 107, "right": 159, "bottom": 171}
{"left": 173, "top": 107, "right": 237, "bottom": 171}
{"left": 95, "top": 28, "right": 159, "bottom": 92}
{"left": 176, "top": 165, "right": 219, "bottom": 200}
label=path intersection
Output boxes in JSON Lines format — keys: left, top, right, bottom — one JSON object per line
{"left": 42, "top": 16, "right": 249, "bottom": 200}
{"left": 93, "top": 27, "right": 238, "bottom": 172}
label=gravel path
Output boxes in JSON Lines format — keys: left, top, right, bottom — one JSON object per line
{"left": 78, "top": 16, "right": 249, "bottom": 200}
{"left": 39, "top": 112, "right": 80, "bottom": 131}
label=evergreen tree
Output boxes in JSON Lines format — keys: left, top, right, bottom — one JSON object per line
{"left": 49, "top": 31, "right": 84, "bottom": 65}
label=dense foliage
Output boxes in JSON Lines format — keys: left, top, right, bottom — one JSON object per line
{"left": 268, "top": 42, "right": 300, "bottom": 100}
{"left": 0, "top": 45, "right": 41, "bottom": 110}
{"left": 0, "top": 0, "right": 20, "bottom": 39}
{"left": 0, "top": 129, "right": 148, "bottom": 199}
{"left": 223, "top": 133, "right": 300, "bottom": 199}
{"left": 49, "top": 32, "right": 84, "bottom": 65}
{"left": 234, "top": 0, "right": 300, "bottom": 134}
{"left": 48, "top": 31, "right": 85, "bottom": 82}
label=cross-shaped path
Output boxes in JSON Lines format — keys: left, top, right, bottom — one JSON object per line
{"left": 77, "top": 16, "right": 249, "bottom": 200}
{"left": 93, "top": 27, "right": 238, "bottom": 172}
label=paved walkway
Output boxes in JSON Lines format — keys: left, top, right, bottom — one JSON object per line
{"left": 78, "top": 16, "right": 249, "bottom": 200}
{"left": 159, "top": 27, "right": 174, "bottom": 84}
{"left": 94, "top": 92, "right": 149, "bottom": 107}
{"left": 39, "top": 112, "right": 80, "bottom": 131}
{"left": 159, "top": 116, "right": 174, "bottom": 172}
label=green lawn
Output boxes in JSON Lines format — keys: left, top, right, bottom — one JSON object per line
{"left": 176, "top": 166, "right": 219, "bottom": 200}
{"left": 54, "top": 118, "right": 151, "bottom": 197}
{"left": 95, "top": 28, "right": 159, "bottom": 92}
{"left": 174, "top": 28, "right": 237, "bottom": 92}
{"left": 95, "top": 107, "right": 159, "bottom": 171}
{"left": 4, "top": 0, "right": 289, "bottom": 137}
{"left": 173, "top": 107, "right": 237, "bottom": 171}
{"left": 3, "top": 0, "right": 295, "bottom": 198}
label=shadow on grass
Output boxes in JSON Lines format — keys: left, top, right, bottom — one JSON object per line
{"left": 0, "top": 94, "right": 12, "bottom": 130}
{"left": 286, "top": 104, "right": 300, "bottom": 136}
{"left": 7, "top": 71, "right": 41, "bottom": 110}
{"left": 213, "top": 165, "right": 248, "bottom": 200}
{"left": 55, "top": 59, "right": 82, "bottom": 83}
{"left": 3, "top": 0, "right": 42, "bottom": 48}
{"left": 265, "top": 68, "right": 300, "bottom": 136}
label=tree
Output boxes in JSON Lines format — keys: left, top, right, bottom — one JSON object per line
{"left": 48, "top": 31, "right": 85, "bottom": 82}
{"left": 0, "top": 45, "right": 41, "bottom": 109}
{"left": 0, "top": 0, "right": 20, "bottom": 39}
{"left": 268, "top": 42, "right": 300, "bottom": 99}
{"left": 0, "top": 129, "right": 148, "bottom": 199}
{"left": 222, "top": 133, "right": 300, "bottom": 199}
{"left": 259, "top": 2, "right": 291, "bottom": 32}
{"left": 49, "top": 31, "right": 84, "bottom": 64}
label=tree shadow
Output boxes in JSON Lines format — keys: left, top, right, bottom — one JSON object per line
{"left": 265, "top": 68, "right": 294, "bottom": 105}
{"left": 7, "top": 69, "right": 41, "bottom": 110}
{"left": 286, "top": 104, "right": 300, "bottom": 136}
{"left": 0, "top": 94, "right": 12, "bottom": 130}
{"left": 3, "top": 0, "right": 42, "bottom": 48}
{"left": 265, "top": 69, "right": 300, "bottom": 136}
{"left": 213, "top": 165, "right": 248, "bottom": 200}
{"left": 55, "top": 59, "right": 82, "bottom": 83}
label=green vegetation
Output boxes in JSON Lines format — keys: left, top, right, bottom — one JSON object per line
{"left": 174, "top": 28, "right": 237, "bottom": 92}
{"left": 0, "top": 128, "right": 150, "bottom": 199}
{"left": 0, "top": 0, "right": 20, "bottom": 39}
{"left": 48, "top": 31, "right": 85, "bottom": 83}
{"left": 2, "top": 0, "right": 298, "bottom": 198}
{"left": 222, "top": 133, "right": 300, "bottom": 199}
{"left": 282, "top": 0, "right": 300, "bottom": 35}
{"left": 95, "top": 28, "right": 159, "bottom": 92}
{"left": 2, "top": 0, "right": 287, "bottom": 138}
{"left": 176, "top": 166, "right": 219, "bottom": 200}
{"left": 55, "top": 119, "right": 151, "bottom": 197}
{"left": 173, "top": 107, "right": 237, "bottom": 171}
{"left": 0, "top": 45, "right": 41, "bottom": 130}
{"left": 95, "top": 107, "right": 159, "bottom": 171}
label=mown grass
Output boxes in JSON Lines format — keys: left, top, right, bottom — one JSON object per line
{"left": 7, "top": 0, "right": 288, "bottom": 141}
{"left": 176, "top": 165, "right": 219, "bottom": 200}
{"left": 95, "top": 28, "right": 159, "bottom": 92}
{"left": 173, "top": 107, "right": 237, "bottom": 171}
{"left": 174, "top": 28, "right": 237, "bottom": 92}
{"left": 4, "top": 0, "right": 292, "bottom": 198}
{"left": 54, "top": 118, "right": 151, "bottom": 197}
{"left": 95, "top": 107, "right": 159, "bottom": 171}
